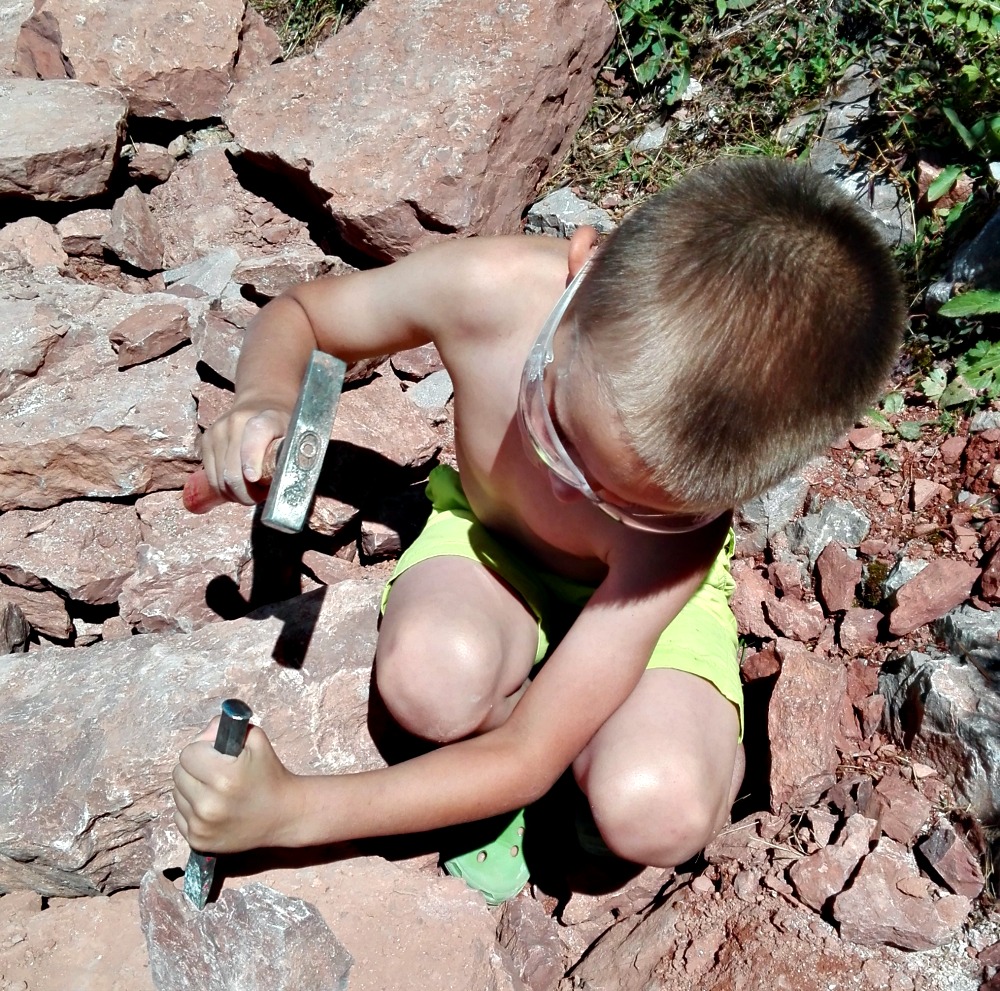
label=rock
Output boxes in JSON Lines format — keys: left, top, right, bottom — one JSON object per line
{"left": 740, "top": 643, "right": 780, "bottom": 681}
{"left": 0, "top": 217, "right": 67, "bottom": 268}
{"left": 0, "top": 581, "right": 384, "bottom": 896}
{"left": 390, "top": 344, "right": 445, "bottom": 381}
{"left": 917, "top": 822, "right": 986, "bottom": 899}
{"left": 0, "top": 501, "right": 139, "bottom": 606}
{"left": 729, "top": 561, "right": 778, "bottom": 638}
{"left": 768, "top": 560, "right": 808, "bottom": 599}
{"left": 763, "top": 596, "right": 826, "bottom": 642}
{"left": 140, "top": 874, "right": 354, "bottom": 991}
{"left": 911, "top": 478, "right": 944, "bottom": 511}
{"left": 497, "top": 895, "right": 568, "bottom": 991}
{"left": 981, "top": 547, "right": 1000, "bottom": 603}
{"left": 788, "top": 813, "right": 878, "bottom": 911}
{"left": 768, "top": 640, "right": 847, "bottom": 809}
{"left": 815, "top": 542, "right": 863, "bottom": 614}
{"left": 103, "top": 187, "right": 165, "bottom": 272}
{"left": 0, "top": 293, "right": 69, "bottom": 402}
{"left": 0, "top": 78, "right": 126, "bottom": 201}
{"left": 233, "top": 4, "right": 283, "bottom": 83}
{"left": 15, "top": 0, "right": 245, "bottom": 120}
{"left": 832, "top": 836, "right": 971, "bottom": 950}
{"left": 222, "top": 0, "right": 615, "bottom": 260}
{"left": 0, "top": 600, "right": 30, "bottom": 653}
{"left": 847, "top": 426, "right": 883, "bottom": 451}
{"left": 108, "top": 302, "right": 192, "bottom": 368}
{"left": 786, "top": 498, "right": 871, "bottom": 566}
{"left": 405, "top": 369, "right": 453, "bottom": 410}
{"left": 524, "top": 187, "right": 615, "bottom": 238}
{"left": 163, "top": 247, "right": 243, "bottom": 302}
{"left": 734, "top": 475, "right": 810, "bottom": 557}
{"left": 880, "top": 650, "right": 1000, "bottom": 823}
{"left": 117, "top": 491, "right": 256, "bottom": 634}
{"left": 838, "top": 608, "right": 882, "bottom": 652}
{"left": 55, "top": 208, "right": 111, "bottom": 257}
{"left": 934, "top": 603, "right": 1000, "bottom": 663}
{"left": 233, "top": 250, "right": 350, "bottom": 299}
{"left": 125, "top": 142, "right": 176, "bottom": 184}
{"left": 873, "top": 770, "right": 932, "bottom": 846}
{"left": 970, "top": 409, "right": 1000, "bottom": 432}
{"left": 0, "top": 582, "right": 71, "bottom": 641}
{"left": 884, "top": 556, "right": 929, "bottom": 598}
{"left": 887, "top": 559, "right": 980, "bottom": 636}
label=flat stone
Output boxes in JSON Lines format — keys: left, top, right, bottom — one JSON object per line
{"left": 838, "top": 608, "right": 882, "bottom": 652}
{"left": 815, "top": 542, "right": 863, "bottom": 614}
{"left": 222, "top": 0, "right": 615, "bottom": 260}
{"left": 888, "top": 559, "right": 980, "bottom": 636}
{"left": 0, "top": 292, "right": 69, "bottom": 402}
{"left": 911, "top": 478, "right": 945, "bottom": 511}
{"left": 729, "top": 561, "right": 778, "bottom": 639}
{"left": 0, "top": 78, "right": 126, "bottom": 201}
{"left": 918, "top": 822, "right": 985, "bottom": 899}
{"left": 108, "top": 302, "right": 191, "bottom": 368}
{"left": 734, "top": 475, "right": 810, "bottom": 557}
{"left": 406, "top": 369, "right": 453, "bottom": 410}
{"left": 768, "top": 640, "right": 847, "bottom": 809}
{"left": 125, "top": 142, "right": 175, "bottom": 184}
{"left": 833, "top": 836, "right": 971, "bottom": 950}
{"left": 981, "top": 546, "right": 1000, "bottom": 603}
{"left": 233, "top": 4, "right": 282, "bottom": 83}
{"left": 103, "top": 187, "right": 165, "bottom": 272}
{"left": 789, "top": 814, "right": 878, "bottom": 911}
{"left": 0, "top": 217, "right": 67, "bottom": 268}
{"left": 873, "top": 770, "right": 932, "bottom": 846}
{"left": 232, "top": 250, "right": 352, "bottom": 300}
{"left": 763, "top": 596, "right": 826, "bottom": 642}
{"left": 15, "top": 0, "right": 245, "bottom": 120}
{"left": 0, "top": 581, "right": 384, "bottom": 896}
{"left": 390, "top": 344, "right": 445, "bottom": 382}
{"left": 740, "top": 643, "right": 780, "bottom": 681}
{"left": 0, "top": 501, "right": 139, "bottom": 606}
{"left": 0, "top": 582, "right": 71, "bottom": 641}
{"left": 787, "top": 498, "right": 871, "bottom": 566}
{"left": 847, "top": 427, "right": 883, "bottom": 450}
{"left": 55, "top": 208, "right": 111, "bottom": 257}
{"left": 524, "top": 186, "right": 615, "bottom": 238}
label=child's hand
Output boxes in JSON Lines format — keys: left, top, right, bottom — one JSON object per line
{"left": 184, "top": 406, "right": 290, "bottom": 512}
{"left": 172, "top": 717, "right": 301, "bottom": 853}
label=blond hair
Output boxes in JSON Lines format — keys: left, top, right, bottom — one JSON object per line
{"left": 572, "top": 157, "right": 906, "bottom": 510}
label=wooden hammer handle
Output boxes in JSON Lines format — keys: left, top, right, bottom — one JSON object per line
{"left": 181, "top": 440, "right": 282, "bottom": 515}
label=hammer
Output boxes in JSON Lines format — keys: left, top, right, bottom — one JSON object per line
{"left": 182, "top": 351, "right": 347, "bottom": 533}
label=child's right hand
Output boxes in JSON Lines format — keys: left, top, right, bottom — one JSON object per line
{"left": 183, "top": 406, "right": 291, "bottom": 513}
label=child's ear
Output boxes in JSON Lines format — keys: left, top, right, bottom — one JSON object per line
{"left": 567, "top": 225, "right": 599, "bottom": 281}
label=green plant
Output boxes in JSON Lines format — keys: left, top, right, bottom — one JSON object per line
{"left": 859, "top": 559, "right": 891, "bottom": 609}
{"left": 253, "top": 0, "right": 366, "bottom": 56}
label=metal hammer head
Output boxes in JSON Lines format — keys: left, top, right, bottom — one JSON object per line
{"left": 262, "top": 350, "right": 346, "bottom": 534}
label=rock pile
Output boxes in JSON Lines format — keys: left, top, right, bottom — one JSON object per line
{"left": 1, "top": 0, "right": 998, "bottom": 989}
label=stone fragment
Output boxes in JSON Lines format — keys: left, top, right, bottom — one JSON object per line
{"left": 15, "top": 0, "right": 245, "bottom": 120}
{"left": 108, "top": 302, "right": 191, "bottom": 368}
{"left": 498, "top": 894, "right": 568, "bottom": 991}
{"left": 768, "top": 640, "right": 847, "bottom": 809}
{"left": 302, "top": 551, "right": 363, "bottom": 587}
{"left": 847, "top": 426, "right": 883, "bottom": 450}
{"left": 789, "top": 814, "right": 877, "bottom": 911}
{"left": 815, "top": 542, "right": 863, "bottom": 614}
{"left": 406, "top": 369, "right": 453, "bottom": 410}
{"left": 873, "top": 771, "right": 932, "bottom": 846}
{"left": 0, "top": 501, "right": 139, "bottom": 606}
{"left": 0, "top": 599, "right": 30, "bottom": 653}
{"left": 118, "top": 491, "right": 256, "bottom": 634}
{"left": 833, "top": 836, "right": 972, "bottom": 950}
{"left": 740, "top": 643, "right": 780, "bottom": 681}
{"left": 729, "top": 561, "right": 778, "bottom": 639}
{"left": 0, "top": 217, "right": 66, "bottom": 268}
{"left": 856, "top": 694, "right": 885, "bottom": 738}
{"left": 0, "top": 581, "right": 383, "bottom": 896}
{"left": 763, "top": 596, "right": 826, "bottom": 642}
{"left": 233, "top": 4, "right": 283, "bottom": 82}
{"left": 918, "top": 822, "right": 986, "bottom": 899}
{"left": 934, "top": 603, "right": 1000, "bottom": 662}
{"left": 103, "top": 187, "right": 165, "bottom": 272}
{"left": 787, "top": 498, "right": 871, "bottom": 566}
{"left": 0, "top": 582, "right": 71, "bottom": 640}
{"left": 838, "top": 608, "right": 882, "bottom": 652}
{"left": 0, "top": 78, "right": 126, "bottom": 201}
{"left": 524, "top": 186, "right": 615, "bottom": 238}
{"left": 911, "top": 478, "right": 944, "bottom": 511}
{"left": 940, "top": 434, "right": 967, "bottom": 465}
{"left": 884, "top": 556, "right": 930, "bottom": 598}
{"left": 0, "top": 293, "right": 68, "bottom": 402}
{"left": 223, "top": 0, "right": 615, "bottom": 259}
{"left": 390, "top": 343, "right": 444, "bottom": 381}
{"left": 125, "top": 142, "right": 175, "bottom": 184}
{"left": 55, "top": 208, "right": 111, "bottom": 257}
{"left": 734, "top": 475, "right": 810, "bottom": 556}
{"left": 880, "top": 650, "right": 1000, "bottom": 823}
{"left": 888, "top": 559, "right": 980, "bottom": 635}
{"left": 233, "top": 250, "right": 350, "bottom": 299}
{"left": 163, "top": 247, "right": 242, "bottom": 302}
{"left": 981, "top": 546, "right": 1000, "bottom": 603}
{"left": 140, "top": 874, "right": 354, "bottom": 991}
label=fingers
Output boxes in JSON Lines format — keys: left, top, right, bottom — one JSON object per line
{"left": 197, "top": 408, "right": 289, "bottom": 508}
{"left": 240, "top": 412, "right": 287, "bottom": 485}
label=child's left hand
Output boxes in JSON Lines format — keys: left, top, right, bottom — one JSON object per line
{"left": 172, "top": 717, "right": 301, "bottom": 853}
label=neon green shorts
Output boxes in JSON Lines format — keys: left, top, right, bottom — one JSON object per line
{"left": 381, "top": 465, "right": 743, "bottom": 735}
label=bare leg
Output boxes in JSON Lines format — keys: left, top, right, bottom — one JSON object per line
{"left": 573, "top": 668, "right": 743, "bottom": 867}
{"left": 375, "top": 556, "right": 539, "bottom": 742}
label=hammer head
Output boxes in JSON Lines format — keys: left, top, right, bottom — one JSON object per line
{"left": 262, "top": 351, "right": 347, "bottom": 533}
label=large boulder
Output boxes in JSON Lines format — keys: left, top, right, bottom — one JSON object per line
{"left": 222, "top": 0, "right": 615, "bottom": 259}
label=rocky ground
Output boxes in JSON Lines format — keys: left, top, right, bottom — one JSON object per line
{"left": 1, "top": 0, "right": 999, "bottom": 989}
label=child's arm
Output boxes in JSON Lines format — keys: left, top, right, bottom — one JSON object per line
{"left": 172, "top": 516, "right": 730, "bottom": 853}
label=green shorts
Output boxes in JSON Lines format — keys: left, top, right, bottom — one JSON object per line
{"left": 381, "top": 465, "right": 743, "bottom": 735}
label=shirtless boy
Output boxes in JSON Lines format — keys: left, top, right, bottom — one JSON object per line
{"left": 172, "top": 157, "right": 904, "bottom": 904}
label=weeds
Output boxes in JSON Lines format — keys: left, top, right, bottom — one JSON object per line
{"left": 252, "top": 0, "right": 367, "bottom": 56}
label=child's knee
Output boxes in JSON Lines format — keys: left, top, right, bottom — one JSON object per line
{"left": 375, "top": 615, "right": 502, "bottom": 743}
{"left": 586, "top": 763, "right": 727, "bottom": 868}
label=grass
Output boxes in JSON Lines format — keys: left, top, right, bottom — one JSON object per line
{"left": 251, "top": 0, "right": 367, "bottom": 56}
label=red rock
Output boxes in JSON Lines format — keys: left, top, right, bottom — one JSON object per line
{"left": 0, "top": 217, "right": 67, "bottom": 268}
{"left": 815, "top": 542, "right": 863, "bottom": 614}
{"left": 911, "top": 478, "right": 944, "bottom": 511}
{"left": 847, "top": 426, "right": 883, "bottom": 450}
{"left": 498, "top": 893, "right": 567, "bottom": 990}
{"left": 764, "top": 596, "right": 826, "bottom": 641}
{"left": 833, "top": 836, "right": 972, "bottom": 950}
{"left": 939, "top": 435, "right": 967, "bottom": 465}
{"left": 888, "top": 559, "right": 980, "bottom": 635}
{"left": 789, "top": 813, "right": 877, "bottom": 911}
{"left": 873, "top": 770, "right": 932, "bottom": 845}
{"left": 56, "top": 208, "right": 112, "bottom": 257}
{"left": 856, "top": 694, "right": 885, "bottom": 738}
{"left": 0, "top": 78, "right": 127, "bottom": 201}
{"left": 918, "top": 823, "right": 986, "bottom": 899}
{"left": 126, "top": 143, "right": 176, "bottom": 184}
{"left": 109, "top": 302, "right": 192, "bottom": 368}
{"left": 233, "top": 5, "right": 282, "bottom": 83}
{"left": 768, "top": 640, "right": 847, "bottom": 809}
{"left": 730, "top": 561, "right": 778, "bottom": 639}
{"left": 16, "top": 0, "right": 246, "bottom": 120}
{"left": 391, "top": 344, "right": 445, "bottom": 381}
{"left": 0, "top": 582, "right": 72, "bottom": 640}
{"left": 103, "top": 187, "right": 165, "bottom": 272}
{"left": 223, "top": 0, "right": 615, "bottom": 260}
{"left": 981, "top": 546, "right": 1000, "bottom": 604}
{"left": 740, "top": 643, "right": 781, "bottom": 681}
{"left": 838, "top": 607, "right": 882, "bottom": 652}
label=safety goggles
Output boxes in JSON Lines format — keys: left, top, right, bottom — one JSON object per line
{"left": 516, "top": 262, "right": 720, "bottom": 534}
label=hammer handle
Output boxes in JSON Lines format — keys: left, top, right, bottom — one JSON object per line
{"left": 181, "top": 440, "right": 281, "bottom": 514}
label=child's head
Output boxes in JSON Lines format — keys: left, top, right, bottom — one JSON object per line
{"left": 569, "top": 156, "right": 906, "bottom": 512}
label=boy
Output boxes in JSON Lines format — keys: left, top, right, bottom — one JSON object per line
{"left": 172, "top": 157, "right": 904, "bottom": 904}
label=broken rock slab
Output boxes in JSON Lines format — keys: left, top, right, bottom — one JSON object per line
{"left": 880, "top": 650, "right": 1000, "bottom": 824}
{"left": 223, "top": 0, "right": 615, "bottom": 260}
{"left": 887, "top": 558, "right": 980, "bottom": 636}
{"left": 15, "top": 0, "right": 246, "bottom": 120}
{"left": 0, "top": 77, "right": 126, "bottom": 200}
{"left": 788, "top": 813, "right": 878, "bottom": 912}
{"left": 0, "top": 581, "right": 384, "bottom": 896}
